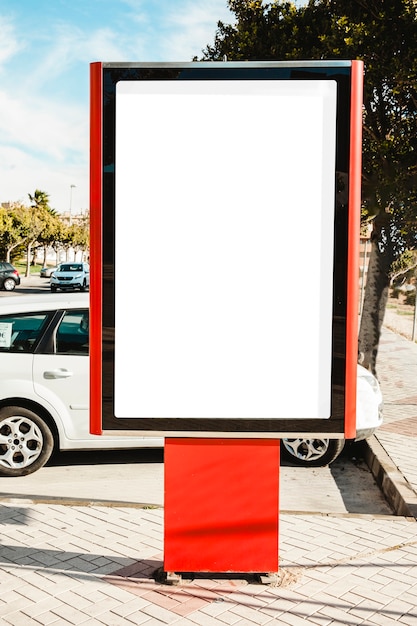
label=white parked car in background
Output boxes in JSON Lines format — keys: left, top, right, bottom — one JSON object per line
{"left": 0, "top": 294, "right": 383, "bottom": 476}
{"left": 40, "top": 265, "right": 58, "bottom": 278}
{"left": 50, "top": 262, "right": 90, "bottom": 292}
{"left": 280, "top": 365, "right": 383, "bottom": 466}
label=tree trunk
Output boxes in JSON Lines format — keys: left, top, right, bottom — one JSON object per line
{"left": 6, "top": 241, "right": 23, "bottom": 263}
{"left": 25, "top": 243, "right": 32, "bottom": 277}
{"left": 358, "top": 213, "right": 396, "bottom": 376}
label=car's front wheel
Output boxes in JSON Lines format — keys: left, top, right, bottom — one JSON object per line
{"left": 0, "top": 406, "right": 55, "bottom": 477}
{"left": 281, "top": 437, "right": 345, "bottom": 467}
{"left": 3, "top": 278, "right": 16, "bottom": 291}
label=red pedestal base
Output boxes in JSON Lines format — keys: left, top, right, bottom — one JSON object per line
{"left": 164, "top": 438, "right": 280, "bottom": 573}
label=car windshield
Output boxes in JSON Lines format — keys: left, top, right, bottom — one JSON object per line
{"left": 60, "top": 264, "right": 82, "bottom": 272}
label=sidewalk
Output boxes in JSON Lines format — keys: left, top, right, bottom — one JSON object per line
{"left": 0, "top": 327, "right": 417, "bottom": 625}
{"left": 365, "top": 322, "right": 417, "bottom": 519}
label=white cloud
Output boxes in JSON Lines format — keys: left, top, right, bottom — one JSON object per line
{"left": 117, "top": 0, "right": 233, "bottom": 61}
{"left": 0, "top": 0, "right": 234, "bottom": 213}
{"left": 81, "top": 26, "right": 133, "bottom": 61}
{"left": 158, "top": 0, "right": 233, "bottom": 61}
{"left": 0, "top": 84, "right": 89, "bottom": 213}
{"left": 0, "top": 16, "right": 22, "bottom": 69}
{"left": 22, "top": 23, "right": 129, "bottom": 94}
{"left": 0, "top": 17, "right": 100, "bottom": 213}
{"left": 0, "top": 90, "right": 87, "bottom": 161}
{"left": 0, "top": 144, "right": 89, "bottom": 213}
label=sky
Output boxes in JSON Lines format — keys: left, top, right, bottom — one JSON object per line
{"left": 0, "top": 0, "right": 235, "bottom": 215}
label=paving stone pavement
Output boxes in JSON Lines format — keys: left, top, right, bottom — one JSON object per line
{"left": 0, "top": 321, "right": 417, "bottom": 625}
{"left": 1, "top": 505, "right": 417, "bottom": 625}
{"left": 370, "top": 324, "right": 417, "bottom": 518}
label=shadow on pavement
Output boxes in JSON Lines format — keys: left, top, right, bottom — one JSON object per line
{"left": 47, "top": 447, "right": 164, "bottom": 468}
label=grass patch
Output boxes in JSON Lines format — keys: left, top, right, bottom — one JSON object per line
{"left": 14, "top": 262, "right": 43, "bottom": 275}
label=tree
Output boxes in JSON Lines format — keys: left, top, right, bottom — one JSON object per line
{"left": 389, "top": 250, "right": 417, "bottom": 287}
{"left": 0, "top": 193, "right": 90, "bottom": 269}
{"left": 36, "top": 205, "right": 61, "bottom": 267}
{"left": 200, "top": 0, "right": 417, "bottom": 373}
{"left": 0, "top": 204, "right": 26, "bottom": 262}
{"left": 196, "top": 0, "right": 299, "bottom": 62}
{"left": 70, "top": 216, "right": 90, "bottom": 262}
{"left": 26, "top": 190, "right": 52, "bottom": 277}
{"left": 47, "top": 220, "right": 68, "bottom": 266}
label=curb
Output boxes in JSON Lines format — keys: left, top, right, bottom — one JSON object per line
{"left": 364, "top": 435, "right": 417, "bottom": 519}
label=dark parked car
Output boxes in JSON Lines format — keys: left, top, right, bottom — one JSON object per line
{"left": 0, "top": 262, "right": 21, "bottom": 291}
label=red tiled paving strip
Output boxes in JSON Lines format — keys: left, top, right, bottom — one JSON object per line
{"left": 105, "top": 558, "right": 250, "bottom": 617}
{"left": 379, "top": 415, "right": 417, "bottom": 437}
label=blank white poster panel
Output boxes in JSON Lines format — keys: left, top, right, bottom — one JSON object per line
{"left": 115, "top": 79, "right": 337, "bottom": 419}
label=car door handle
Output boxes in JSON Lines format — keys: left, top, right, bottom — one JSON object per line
{"left": 43, "top": 368, "right": 74, "bottom": 379}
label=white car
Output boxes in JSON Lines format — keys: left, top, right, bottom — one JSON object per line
{"left": 280, "top": 365, "right": 383, "bottom": 466}
{"left": 50, "top": 262, "right": 90, "bottom": 292}
{"left": 0, "top": 294, "right": 383, "bottom": 476}
{"left": 0, "top": 294, "right": 161, "bottom": 477}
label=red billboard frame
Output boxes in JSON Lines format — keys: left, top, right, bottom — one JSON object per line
{"left": 90, "top": 60, "right": 362, "bottom": 439}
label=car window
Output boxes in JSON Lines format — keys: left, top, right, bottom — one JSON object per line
{"left": 0, "top": 312, "right": 52, "bottom": 353}
{"left": 60, "top": 264, "right": 83, "bottom": 272}
{"left": 56, "top": 309, "right": 89, "bottom": 355}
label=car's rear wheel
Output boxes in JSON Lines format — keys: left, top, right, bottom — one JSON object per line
{"left": 281, "top": 438, "right": 345, "bottom": 467}
{"left": 3, "top": 278, "right": 16, "bottom": 291}
{"left": 0, "top": 407, "right": 54, "bottom": 477}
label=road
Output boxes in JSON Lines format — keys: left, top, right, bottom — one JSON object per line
{"left": 0, "top": 443, "right": 393, "bottom": 516}
{"left": 0, "top": 273, "right": 52, "bottom": 296}
{"left": 0, "top": 275, "right": 394, "bottom": 517}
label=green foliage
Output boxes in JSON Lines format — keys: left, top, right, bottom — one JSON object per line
{"left": 405, "top": 291, "right": 416, "bottom": 306}
{"left": 0, "top": 192, "right": 89, "bottom": 266}
{"left": 390, "top": 250, "right": 417, "bottom": 283}
{"left": 199, "top": 1, "right": 300, "bottom": 62}
{"left": 0, "top": 203, "right": 30, "bottom": 261}
{"left": 201, "top": 0, "right": 417, "bottom": 369}
{"left": 29, "top": 189, "right": 51, "bottom": 211}
{"left": 201, "top": 0, "right": 417, "bottom": 250}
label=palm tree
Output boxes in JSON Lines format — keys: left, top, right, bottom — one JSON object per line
{"left": 25, "top": 190, "right": 51, "bottom": 277}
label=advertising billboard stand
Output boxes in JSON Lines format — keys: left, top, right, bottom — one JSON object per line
{"left": 90, "top": 60, "right": 363, "bottom": 580}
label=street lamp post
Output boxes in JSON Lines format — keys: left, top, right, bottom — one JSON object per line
{"left": 69, "top": 184, "right": 76, "bottom": 225}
